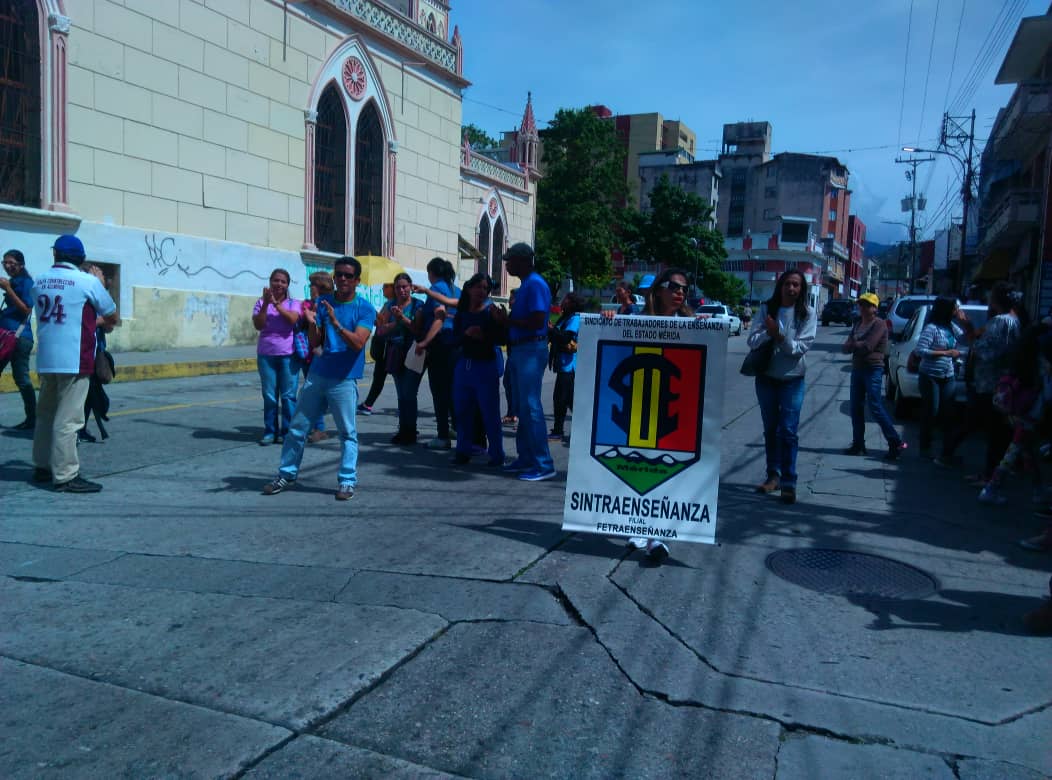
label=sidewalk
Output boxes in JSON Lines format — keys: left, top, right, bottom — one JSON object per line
{"left": 0, "top": 344, "right": 261, "bottom": 393}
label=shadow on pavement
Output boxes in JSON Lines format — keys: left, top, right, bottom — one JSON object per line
{"left": 847, "top": 589, "right": 1038, "bottom": 636}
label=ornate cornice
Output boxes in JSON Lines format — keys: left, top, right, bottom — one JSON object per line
{"left": 314, "top": 0, "right": 465, "bottom": 84}
{"left": 461, "top": 155, "right": 529, "bottom": 196}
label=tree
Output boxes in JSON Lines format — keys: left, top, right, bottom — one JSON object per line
{"left": 462, "top": 123, "right": 497, "bottom": 149}
{"left": 623, "top": 174, "right": 744, "bottom": 303}
{"left": 535, "top": 108, "right": 630, "bottom": 289}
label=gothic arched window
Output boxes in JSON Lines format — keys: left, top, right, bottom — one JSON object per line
{"left": 477, "top": 214, "right": 490, "bottom": 276}
{"left": 426, "top": 13, "right": 436, "bottom": 34}
{"left": 0, "top": 0, "right": 42, "bottom": 207}
{"left": 314, "top": 84, "right": 347, "bottom": 253}
{"left": 490, "top": 217, "right": 505, "bottom": 291}
{"left": 353, "top": 101, "right": 383, "bottom": 256}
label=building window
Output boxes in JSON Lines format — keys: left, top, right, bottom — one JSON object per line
{"left": 766, "top": 166, "right": 775, "bottom": 179}
{"left": 781, "top": 222, "right": 809, "bottom": 244}
{"left": 829, "top": 209, "right": 837, "bottom": 220}
{"left": 426, "top": 12, "right": 436, "bottom": 33}
{"left": 477, "top": 213, "right": 490, "bottom": 274}
{"left": 490, "top": 217, "right": 504, "bottom": 291}
{"left": 763, "top": 208, "right": 775, "bottom": 219}
{"left": 353, "top": 101, "right": 384, "bottom": 256}
{"left": 728, "top": 215, "right": 744, "bottom": 237}
{"left": 314, "top": 84, "right": 347, "bottom": 253}
{"left": 765, "top": 186, "right": 776, "bottom": 199}
{"left": 0, "top": 0, "right": 42, "bottom": 207}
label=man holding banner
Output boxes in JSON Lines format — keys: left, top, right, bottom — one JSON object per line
{"left": 563, "top": 267, "right": 727, "bottom": 564}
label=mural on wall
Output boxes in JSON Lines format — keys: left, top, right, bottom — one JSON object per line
{"left": 145, "top": 234, "right": 270, "bottom": 282}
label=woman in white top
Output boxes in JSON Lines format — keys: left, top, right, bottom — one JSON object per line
{"left": 745, "top": 269, "right": 817, "bottom": 505}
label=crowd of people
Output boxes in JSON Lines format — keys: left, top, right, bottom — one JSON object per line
{"left": 2, "top": 239, "right": 1048, "bottom": 624}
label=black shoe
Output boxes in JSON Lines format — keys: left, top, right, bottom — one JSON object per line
{"left": 451, "top": 452, "right": 471, "bottom": 465}
{"left": 884, "top": 441, "right": 908, "bottom": 461}
{"left": 32, "top": 467, "right": 52, "bottom": 483}
{"left": 77, "top": 429, "right": 97, "bottom": 443}
{"left": 13, "top": 419, "right": 34, "bottom": 430}
{"left": 53, "top": 475, "right": 103, "bottom": 493}
{"left": 844, "top": 444, "right": 867, "bottom": 456}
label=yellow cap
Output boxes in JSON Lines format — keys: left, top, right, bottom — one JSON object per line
{"left": 858, "top": 293, "right": 879, "bottom": 307}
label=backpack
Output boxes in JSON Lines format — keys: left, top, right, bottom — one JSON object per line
{"left": 992, "top": 373, "right": 1039, "bottom": 417}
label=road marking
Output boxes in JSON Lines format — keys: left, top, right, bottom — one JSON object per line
{"left": 108, "top": 381, "right": 371, "bottom": 418}
{"left": 109, "top": 396, "right": 258, "bottom": 417}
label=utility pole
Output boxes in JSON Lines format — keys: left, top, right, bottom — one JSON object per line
{"left": 895, "top": 154, "right": 934, "bottom": 292}
{"left": 940, "top": 110, "right": 976, "bottom": 294}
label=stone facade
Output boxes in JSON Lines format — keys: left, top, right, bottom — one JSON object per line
{"left": 1, "top": 0, "right": 537, "bottom": 351}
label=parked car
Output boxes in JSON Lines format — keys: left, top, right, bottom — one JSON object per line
{"left": 885, "top": 303, "right": 989, "bottom": 417}
{"left": 886, "top": 295, "right": 938, "bottom": 338}
{"left": 821, "top": 299, "right": 857, "bottom": 326}
{"left": 695, "top": 303, "right": 742, "bottom": 335}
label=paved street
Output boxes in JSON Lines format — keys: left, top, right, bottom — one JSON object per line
{"left": 1, "top": 327, "right": 1049, "bottom": 779}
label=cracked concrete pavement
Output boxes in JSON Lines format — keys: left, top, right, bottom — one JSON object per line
{"left": 0, "top": 328, "right": 1049, "bottom": 778}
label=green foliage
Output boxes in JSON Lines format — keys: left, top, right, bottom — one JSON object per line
{"left": 704, "top": 272, "right": 747, "bottom": 305}
{"left": 462, "top": 123, "right": 497, "bottom": 149}
{"left": 622, "top": 174, "right": 730, "bottom": 292}
{"left": 536, "top": 108, "right": 631, "bottom": 289}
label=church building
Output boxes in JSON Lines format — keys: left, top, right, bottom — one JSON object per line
{"left": 1, "top": 0, "right": 538, "bottom": 349}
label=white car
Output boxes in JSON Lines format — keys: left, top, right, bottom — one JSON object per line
{"left": 695, "top": 303, "right": 742, "bottom": 335}
{"left": 885, "top": 303, "right": 988, "bottom": 417}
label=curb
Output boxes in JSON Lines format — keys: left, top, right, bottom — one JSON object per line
{"left": 0, "top": 358, "right": 258, "bottom": 393}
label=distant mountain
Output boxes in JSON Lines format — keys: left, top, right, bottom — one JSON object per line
{"left": 864, "top": 240, "right": 894, "bottom": 258}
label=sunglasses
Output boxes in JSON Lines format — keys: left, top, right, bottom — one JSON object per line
{"left": 333, "top": 271, "right": 358, "bottom": 280}
{"left": 660, "top": 281, "right": 689, "bottom": 294}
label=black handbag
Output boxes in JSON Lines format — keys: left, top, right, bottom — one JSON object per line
{"left": 740, "top": 339, "right": 775, "bottom": 377}
{"left": 384, "top": 340, "right": 407, "bottom": 374}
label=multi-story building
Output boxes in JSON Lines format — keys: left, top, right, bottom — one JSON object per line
{"left": 715, "top": 121, "right": 854, "bottom": 304}
{"left": 974, "top": 5, "right": 1051, "bottom": 315}
{"left": 608, "top": 110, "right": 696, "bottom": 205}
{"left": 1, "top": 0, "right": 538, "bottom": 350}
{"left": 637, "top": 151, "right": 720, "bottom": 230}
{"left": 846, "top": 215, "right": 866, "bottom": 298}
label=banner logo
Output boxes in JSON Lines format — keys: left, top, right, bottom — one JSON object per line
{"left": 591, "top": 341, "right": 706, "bottom": 494}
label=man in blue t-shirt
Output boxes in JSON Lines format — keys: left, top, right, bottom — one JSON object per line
{"left": 263, "top": 256, "right": 376, "bottom": 501}
{"left": 491, "top": 242, "right": 556, "bottom": 481}
{"left": 1, "top": 249, "right": 36, "bottom": 429}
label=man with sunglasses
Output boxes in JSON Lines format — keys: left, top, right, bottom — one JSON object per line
{"left": 262, "top": 257, "right": 376, "bottom": 501}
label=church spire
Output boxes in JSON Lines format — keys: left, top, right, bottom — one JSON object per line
{"left": 518, "top": 92, "right": 538, "bottom": 170}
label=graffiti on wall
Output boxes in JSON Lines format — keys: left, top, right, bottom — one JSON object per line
{"left": 185, "top": 293, "right": 231, "bottom": 346}
{"left": 145, "top": 234, "right": 269, "bottom": 282}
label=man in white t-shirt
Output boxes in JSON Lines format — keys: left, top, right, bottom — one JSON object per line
{"left": 31, "top": 235, "right": 118, "bottom": 493}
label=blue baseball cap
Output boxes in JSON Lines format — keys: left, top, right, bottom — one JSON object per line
{"left": 52, "top": 234, "right": 86, "bottom": 259}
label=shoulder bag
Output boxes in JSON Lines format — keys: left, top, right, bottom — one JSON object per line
{"left": 740, "top": 339, "right": 775, "bottom": 377}
{"left": 0, "top": 319, "right": 29, "bottom": 363}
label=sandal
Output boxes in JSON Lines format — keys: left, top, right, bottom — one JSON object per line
{"left": 502, "top": 416, "right": 517, "bottom": 426}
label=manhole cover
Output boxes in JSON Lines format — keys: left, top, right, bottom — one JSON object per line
{"left": 765, "top": 548, "right": 938, "bottom": 599}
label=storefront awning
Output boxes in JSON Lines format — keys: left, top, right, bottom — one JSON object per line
{"left": 973, "top": 250, "right": 1011, "bottom": 281}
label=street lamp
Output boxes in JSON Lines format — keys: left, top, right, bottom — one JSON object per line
{"left": 902, "top": 135, "right": 975, "bottom": 293}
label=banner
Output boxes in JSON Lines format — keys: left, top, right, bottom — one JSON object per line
{"left": 562, "top": 314, "right": 727, "bottom": 545}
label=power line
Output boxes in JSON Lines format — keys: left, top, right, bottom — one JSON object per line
{"left": 916, "top": 0, "right": 942, "bottom": 143}
{"left": 947, "top": 0, "right": 1024, "bottom": 115}
{"left": 897, "top": 0, "right": 915, "bottom": 146}
{"left": 941, "top": 0, "right": 967, "bottom": 112}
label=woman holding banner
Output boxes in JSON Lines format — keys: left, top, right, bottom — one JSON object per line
{"left": 603, "top": 266, "right": 694, "bottom": 564}
{"left": 745, "top": 269, "right": 817, "bottom": 505}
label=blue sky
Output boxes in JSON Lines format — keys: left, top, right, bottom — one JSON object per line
{"left": 453, "top": 0, "right": 1046, "bottom": 246}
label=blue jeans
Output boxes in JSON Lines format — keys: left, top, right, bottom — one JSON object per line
{"left": 278, "top": 372, "right": 359, "bottom": 485}
{"left": 755, "top": 375, "right": 805, "bottom": 488}
{"left": 850, "top": 366, "right": 901, "bottom": 448}
{"left": 510, "top": 341, "right": 553, "bottom": 473}
{"left": 453, "top": 357, "right": 504, "bottom": 461}
{"left": 394, "top": 365, "right": 424, "bottom": 434}
{"left": 257, "top": 354, "right": 297, "bottom": 436}
{"left": 296, "top": 357, "right": 325, "bottom": 431}
{"left": 918, "top": 373, "right": 955, "bottom": 453}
